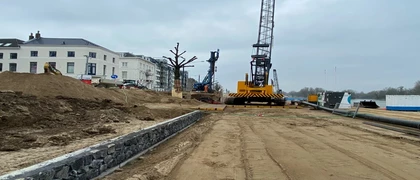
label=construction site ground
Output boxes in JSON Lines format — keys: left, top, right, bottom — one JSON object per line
{"left": 2, "top": 72, "right": 420, "bottom": 179}
{"left": 0, "top": 72, "right": 202, "bottom": 175}
{"left": 104, "top": 107, "right": 420, "bottom": 180}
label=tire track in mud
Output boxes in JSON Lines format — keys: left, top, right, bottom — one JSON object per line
{"left": 323, "top": 126, "right": 420, "bottom": 160}
{"left": 244, "top": 121, "right": 293, "bottom": 180}
{"left": 167, "top": 116, "right": 220, "bottom": 179}
{"left": 268, "top": 117, "right": 407, "bottom": 180}
{"left": 237, "top": 119, "right": 291, "bottom": 180}
{"left": 289, "top": 111, "right": 420, "bottom": 159}
{"left": 296, "top": 128, "right": 405, "bottom": 180}
{"left": 238, "top": 121, "right": 253, "bottom": 180}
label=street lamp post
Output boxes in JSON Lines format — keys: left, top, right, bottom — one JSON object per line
{"left": 84, "top": 55, "right": 90, "bottom": 75}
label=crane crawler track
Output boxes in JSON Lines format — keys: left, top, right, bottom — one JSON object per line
{"left": 228, "top": 93, "right": 284, "bottom": 98}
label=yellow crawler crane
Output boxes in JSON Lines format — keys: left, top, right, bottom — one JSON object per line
{"left": 224, "top": 0, "right": 285, "bottom": 106}
{"left": 225, "top": 72, "right": 285, "bottom": 105}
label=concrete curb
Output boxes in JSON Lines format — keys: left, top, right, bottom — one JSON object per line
{"left": 0, "top": 110, "right": 203, "bottom": 180}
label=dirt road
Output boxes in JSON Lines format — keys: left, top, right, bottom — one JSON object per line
{"left": 104, "top": 108, "right": 420, "bottom": 180}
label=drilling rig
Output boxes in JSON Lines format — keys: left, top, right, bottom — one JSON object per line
{"left": 224, "top": 0, "right": 285, "bottom": 106}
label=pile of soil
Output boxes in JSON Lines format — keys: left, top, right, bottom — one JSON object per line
{"left": 0, "top": 91, "right": 192, "bottom": 151}
{"left": 0, "top": 72, "right": 204, "bottom": 105}
{"left": 0, "top": 72, "right": 200, "bottom": 151}
{"left": 0, "top": 91, "right": 126, "bottom": 151}
{"left": 0, "top": 71, "right": 115, "bottom": 101}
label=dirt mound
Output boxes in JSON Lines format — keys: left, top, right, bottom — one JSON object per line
{"left": 0, "top": 71, "right": 116, "bottom": 101}
{"left": 104, "top": 88, "right": 203, "bottom": 105}
{"left": 0, "top": 72, "right": 204, "bottom": 105}
{"left": 0, "top": 91, "right": 192, "bottom": 151}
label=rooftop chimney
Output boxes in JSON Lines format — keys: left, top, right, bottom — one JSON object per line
{"left": 35, "top": 31, "right": 41, "bottom": 39}
{"left": 29, "top": 33, "right": 34, "bottom": 40}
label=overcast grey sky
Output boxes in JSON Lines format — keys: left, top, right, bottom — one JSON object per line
{"left": 1, "top": 0, "right": 419, "bottom": 92}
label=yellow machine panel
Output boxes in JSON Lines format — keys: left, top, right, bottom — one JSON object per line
{"left": 307, "top": 94, "right": 318, "bottom": 103}
{"left": 228, "top": 80, "right": 284, "bottom": 98}
{"left": 237, "top": 81, "right": 273, "bottom": 94}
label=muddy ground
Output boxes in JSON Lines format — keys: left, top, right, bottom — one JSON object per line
{"left": 0, "top": 91, "right": 195, "bottom": 174}
{"left": 104, "top": 108, "right": 420, "bottom": 180}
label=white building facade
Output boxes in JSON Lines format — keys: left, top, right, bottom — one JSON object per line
{"left": 0, "top": 32, "right": 120, "bottom": 81}
{"left": 1, "top": 32, "right": 177, "bottom": 91}
{"left": 0, "top": 39, "right": 24, "bottom": 72}
{"left": 119, "top": 52, "right": 156, "bottom": 89}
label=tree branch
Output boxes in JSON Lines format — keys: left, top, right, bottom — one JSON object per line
{"left": 179, "top": 50, "right": 186, "bottom": 57}
{"left": 179, "top": 56, "right": 198, "bottom": 67}
{"left": 178, "top": 56, "right": 187, "bottom": 65}
{"left": 162, "top": 56, "right": 176, "bottom": 67}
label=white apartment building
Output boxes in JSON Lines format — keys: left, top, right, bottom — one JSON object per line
{"left": 136, "top": 55, "right": 161, "bottom": 88}
{"left": 0, "top": 32, "right": 120, "bottom": 81}
{"left": 119, "top": 52, "right": 156, "bottom": 89}
{"left": 0, "top": 39, "right": 24, "bottom": 72}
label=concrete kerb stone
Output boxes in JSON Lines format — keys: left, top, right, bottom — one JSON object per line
{"left": 0, "top": 110, "right": 203, "bottom": 180}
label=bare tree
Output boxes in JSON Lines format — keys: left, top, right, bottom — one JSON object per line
{"left": 163, "top": 42, "right": 198, "bottom": 92}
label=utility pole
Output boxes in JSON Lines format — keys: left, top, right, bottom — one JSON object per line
{"left": 324, "top": 69, "right": 327, "bottom": 90}
{"left": 334, "top": 66, "right": 337, "bottom": 91}
{"left": 84, "top": 55, "right": 90, "bottom": 75}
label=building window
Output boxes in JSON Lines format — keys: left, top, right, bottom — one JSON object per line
{"left": 49, "top": 62, "right": 56, "bottom": 68}
{"left": 0, "top": 53, "right": 3, "bottom": 59}
{"left": 0, "top": 63, "right": 2, "bottom": 71}
{"left": 10, "top": 53, "right": 17, "bottom": 59}
{"left": 103, "top": 65, "right": 106, "bottom": 75}
{"left": 112, "top": 67, "right": 115, "bottom": 75}
{"left": 112, "top": 57, "right": 115, "bottom": 63}
{"left": 87, "top": 63, "right": 96, "bottom": 75}
{"left": 30, "top": 51, "right": 38, "bottom": 57}
{"left": 89, "top": 52, "right": 96, "bottom": 58}
{"left": 104, "top": 55, "right": 107, "bottom": 61}
{"left": 68, "top": 51, "right": 75, "bottom": 57}
{"left": 9, "top": 63, "right": 17, "bottom": 72}
{"left": 67, "top": 62, "right": 74, "bottom": 74}
{"left": 122, "top": 62, "right": 128, "bottom": 67}
{"left": 122, "top": 71, "right": 128, "bottom": 79}
{"left": 49, "top": 51, "right": 57, "bottom": 57}
{"left": 30, "top": 62, "right": 37, "bottom": 73}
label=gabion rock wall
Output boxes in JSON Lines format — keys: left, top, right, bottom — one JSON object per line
{"left": 0, "top": 110, "right": 203, "bottom": 180}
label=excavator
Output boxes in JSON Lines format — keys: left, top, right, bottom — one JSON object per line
{"left": 44, "top": 62, "right": 62, "bottom": 75}
{"left": 224, "top": 0, "right": 285, "bottom": 106}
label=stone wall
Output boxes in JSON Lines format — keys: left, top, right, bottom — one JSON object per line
{"left": 0, "top": 110, "right": 203, "bottom": 180}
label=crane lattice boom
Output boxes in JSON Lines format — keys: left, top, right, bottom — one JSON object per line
{"left": 273, "top": 69, "right": 280, "bottom": 93}
{"left": 250, "top": 0, "right": 276, "bottom": 87}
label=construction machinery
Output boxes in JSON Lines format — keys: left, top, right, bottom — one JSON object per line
{"left": 43, "top": 62, "right": 62, "bottom": 75}
{"left": 317, "top": 91, "right": 352, "bottom": 109}
{"left": 272, "top": 69, "right": 282, "bottom": 94}
{"left": 307, "top": 94, "right": 318, "bottom": 104}
{"left": 190, "top": 49, "right": 222, "bottom": 104}
{"left": 192, "top": 49, "right": 220, "bottom": 92}
{"left": 358, "top": 100, "right": 380, "bottom": 108}
{"left": 224, "top": 0, "right": 285, "bottom": 106}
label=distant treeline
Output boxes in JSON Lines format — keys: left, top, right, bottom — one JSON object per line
{"left": 285, "top": 81, "right": 420, "bottom": 100}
